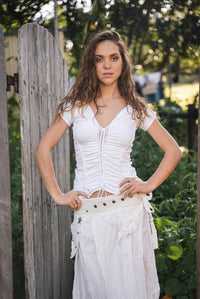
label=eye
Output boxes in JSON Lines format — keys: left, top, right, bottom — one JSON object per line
{"left": 95, "top": 57, "right": 103, "bottom": 63}
{"left": 112, "top": 56, "right": 119, "bottom": 61}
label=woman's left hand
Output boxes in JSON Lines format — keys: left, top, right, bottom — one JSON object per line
{"left": 119, "top": 177, "right": 153, "bottom": 199}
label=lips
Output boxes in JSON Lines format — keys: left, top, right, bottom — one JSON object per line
{"left": 103, "top": 72, "right": 113, "bottom": 76}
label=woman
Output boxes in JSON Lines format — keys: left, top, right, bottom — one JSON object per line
{"left": 35, "top": 30, "right": 182, "bottom": 299}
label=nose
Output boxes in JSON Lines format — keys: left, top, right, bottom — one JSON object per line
{"left": 104, "top": 59, "right": 111, "bottom": 69}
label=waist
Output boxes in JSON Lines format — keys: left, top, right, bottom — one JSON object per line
{"left": 74, "top": 173, "right": 137, "bottom": 197}
{"left": 89, "top": 190, "right": 114, "bottom": 198}
{"left": 74, "top": 163, "right": 137, "bottom": 197}
{"left": 76, "top": 192, "right": 153, "bottom": 215}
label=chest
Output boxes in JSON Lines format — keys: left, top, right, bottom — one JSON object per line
{"left": 72, "top": 106, "right": 137, "bottom": 148}
{"left": 93, "top": 105, "right": 127, "bottom": 129}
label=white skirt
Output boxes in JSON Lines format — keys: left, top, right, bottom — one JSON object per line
{"left": 70, "top": 193, "right": 160, "bottom": 299}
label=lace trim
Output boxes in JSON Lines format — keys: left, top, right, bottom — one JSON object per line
{"left": 102, "top": 205, "right": 144, "bottom": 239}
{"left": 70, "top": 214, "right": 83, "bottom": 258}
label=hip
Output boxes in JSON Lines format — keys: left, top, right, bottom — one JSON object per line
{"left": 76, "top": 192, "right": 152, "bottom": 215}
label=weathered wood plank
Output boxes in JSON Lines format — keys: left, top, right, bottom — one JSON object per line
{"left": 37, "top": 26, "right": 51, "bottom": 299}
{"left": 58, "top": 59, "right": 73, "bottom": 298}
{"left": 0, "top": 26, "right": 13, "bottom": 299}
{"left": 28, "top": 24, "right": 45, "bottom": 299}
{"left": 18, "top": 23, "right": 73, "bottom": 299}
{"left": 49, "top": 35, "right": 61, "bottom": 299}
{"left": 18, "top": 23, "right": 37, "bottom": 298}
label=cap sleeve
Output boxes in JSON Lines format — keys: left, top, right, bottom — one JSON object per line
{"left": 60, "top": 103, "right": 73, "bottom": 127}
{"left": 139, "top": 107, "right": 156, "bottom": 131}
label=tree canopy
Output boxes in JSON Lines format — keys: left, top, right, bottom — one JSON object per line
{"left": 1, "top": 0, "right": 199, "bottom": 75}
{"left": 109, "top": 0, "right": 200, "bottom": 74}
{"left": 0, "top": 0, "right": 49, "bottom": 30}
{"left": 59, "top": 0, "right": 200, "bottom": 75}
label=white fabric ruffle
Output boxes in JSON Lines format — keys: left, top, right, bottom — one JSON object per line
{"left": 70, "top": 193, "right": 160, "bottom": 299}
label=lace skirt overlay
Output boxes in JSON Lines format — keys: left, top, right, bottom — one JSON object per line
{"left": 71, "top": 193, "right": 160, "bottom": 299}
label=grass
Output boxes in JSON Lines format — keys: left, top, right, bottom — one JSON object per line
{"left": 164, "top": 82, "right": 199, "bottom": 110}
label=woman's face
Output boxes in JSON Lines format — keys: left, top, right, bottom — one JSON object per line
{"left": 94, "top": 40, "right": 123, "bottom": 87}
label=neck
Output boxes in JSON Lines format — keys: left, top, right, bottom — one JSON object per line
{"left": 98, "top": 83, "right": 121, "bottom": 103}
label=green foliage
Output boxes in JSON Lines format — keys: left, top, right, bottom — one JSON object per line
{"left": 7, "top": 97, "right": 22, "bottom": 202}
{"left": 44, "top": 0, "right": 200, "bottom": 74}
{"left": 132, "top": 98, "right": 196, "bottom": 202}
{"left": 0, "top": 0, "right": 50, "bottom": 30}
{"left": 12, "top": 200, "right": 25, "bottom": 299}
{"left": 7, "top": 97, "right": 25, "bottom": 298}
{"left": 109, "top": 0, "right": 200, "bottom": 73}
{"left": 155, "top": 97, "right": 188, "bottom": 146}
{"left": 155, "top": 205, "right": 196, "bottom": 298}
{"left": 131, "top": 99, "right": 197, "bottom": 298}
{"left": 2, "top": 0, "right": 199, "bottom": 75}
{"left": 59, "top": 0, "right": 108, "bottom": 76}
{"left": 154, "top": 172, "right": 196, "bottom": 298}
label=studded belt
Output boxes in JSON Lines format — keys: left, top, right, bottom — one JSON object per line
{"left": 76, "top": 192, "right": 153, "bottom": 215}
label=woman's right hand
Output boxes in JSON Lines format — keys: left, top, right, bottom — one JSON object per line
{"left": 54, "top": 190, "right": 89, "bottom": 211}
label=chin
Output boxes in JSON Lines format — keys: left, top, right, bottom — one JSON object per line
{"left": 99, "top": 79, "right": 118, "bottom": 86}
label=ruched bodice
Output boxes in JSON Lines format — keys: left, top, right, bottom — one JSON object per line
{"left": 61, "top": 104, "right": 156, "bottom": 197}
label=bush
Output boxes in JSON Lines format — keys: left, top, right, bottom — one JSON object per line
{"left": 154, "top": 98, "right": 188, "bottom": 147}
{"left": 131, "top": 107, "right": 197, "bottom": 298}
{"left": 154, "top": 173, "right": 196, "bottom": 298}
{"left": 7, "top": 97, "right": 25, "bottom": 299}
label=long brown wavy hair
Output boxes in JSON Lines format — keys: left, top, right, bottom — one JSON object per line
{"left": 55, "top": 30, "right": 149, "bottom": 124}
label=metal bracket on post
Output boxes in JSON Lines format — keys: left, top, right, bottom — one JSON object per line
{"left": 6, "top": 73, "right": 19, "bottom": 93}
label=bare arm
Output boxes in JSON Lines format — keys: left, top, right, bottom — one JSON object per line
{"left": 145, "top": 119, "right": 182, "bottom": 189}
{"left": 35, "top": 117, "right": 88, "bottom": 208}
{"left": 120, "top": 119, "right": 182, "bottom": 197}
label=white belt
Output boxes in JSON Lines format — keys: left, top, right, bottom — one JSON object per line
{"left": 76, "top": 192, "right": 152, "bottom": 215}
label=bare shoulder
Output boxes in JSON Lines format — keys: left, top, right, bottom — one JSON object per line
{"left": 50, "top": 116, "right": 69, "bottom": 135}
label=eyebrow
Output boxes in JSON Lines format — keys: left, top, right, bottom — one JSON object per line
{"left": 95, "top": 53, "right": 120, "bottom": 57}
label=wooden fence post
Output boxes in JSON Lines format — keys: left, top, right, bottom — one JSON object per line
{"left": 188, "top": 103, "right": 197, "bottom": 151}
{"left": 197, "top": 73, "right": 200, "bottom": 299}
{"left": 18, "top": 23, "right": 73, "bottom": 299}
{"left": 0, "top": 26, "right": 13, "bottom": 299}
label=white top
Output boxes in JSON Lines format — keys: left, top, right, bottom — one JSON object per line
{"left": 61, "top": 104, "right": 156, "bottom": 197}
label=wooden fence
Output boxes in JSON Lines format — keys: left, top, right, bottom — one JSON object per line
{"left": 0, "top": 26, "right": 13, "bottom": 299}
{"left": 4, "top": 30, "right": 65, "bottom": 99}
{"left": 18, "top": 23, "right": 73, "bottom": 298}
